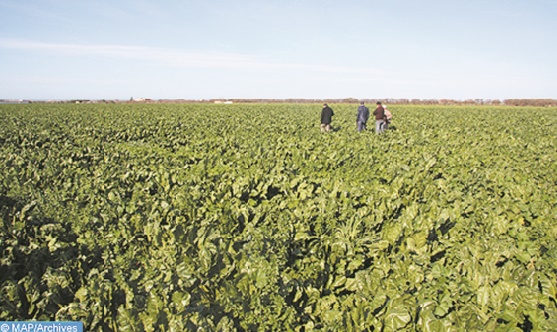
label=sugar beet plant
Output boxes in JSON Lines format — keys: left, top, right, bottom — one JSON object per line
{"left": 1, "top": 103, "right": 557, "bottom": 331}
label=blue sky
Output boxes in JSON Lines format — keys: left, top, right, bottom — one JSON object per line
{"left": 1, "top": 0, "right": 556, "bottom": 100}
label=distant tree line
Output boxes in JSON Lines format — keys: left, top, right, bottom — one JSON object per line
{"left": 190, "top": 98, "right": 556, "bottom": 106}
{"left": 11, "top": 98, "right": 557, "bottom": 106}
{"left": 498, "top": 99, "right": 556, "bottom": 107}
{"left": 215, "top": 98, "right": 557, "bottom": 106}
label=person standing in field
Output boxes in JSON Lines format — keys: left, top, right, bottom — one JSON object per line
{"left": 383, "top": 104, "right": 392, "bottom": 131}
{"left": 320, "top": 103, "right": 334, "bottom": 132}
{"left": 373, "top": 101, "right": 386, "bottom": 134}
{"left": 356, "top": 101, "right": 370, "bottom": 132}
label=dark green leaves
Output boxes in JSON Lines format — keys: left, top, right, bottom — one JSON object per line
{"left": 1, "top": 103, "right": 557, "bottom": 330}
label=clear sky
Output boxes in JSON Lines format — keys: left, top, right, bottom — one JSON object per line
{"left": 1, "top": 0, "right": 556, "bottom": 100}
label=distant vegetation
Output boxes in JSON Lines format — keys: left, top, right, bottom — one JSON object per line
{"left": 3, "top": 98, "right": 556, "bottom": 107}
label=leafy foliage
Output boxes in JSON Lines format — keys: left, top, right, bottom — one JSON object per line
{"left": 1, "top": 103, "right": 557, "bottom": 331}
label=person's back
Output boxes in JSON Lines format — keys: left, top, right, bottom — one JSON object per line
{"left": 321, "top": 103, "right": 334, "bottom": 132}
{"left": 356, "top": 102, "right": 370, "bottom": 132}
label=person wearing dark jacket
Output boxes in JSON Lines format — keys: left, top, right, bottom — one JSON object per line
{"left": 373, "top": 101, "right": 386, "bottom": 134}
{"left": 320, "top": 103, "right": 334, "bottom": 132}
{"left": 356, "top": 101, "right": 370, "bottom": 132}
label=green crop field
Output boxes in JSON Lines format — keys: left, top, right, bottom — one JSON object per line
{"left": 1, "top": 103, "right": 556, "bottom": 331}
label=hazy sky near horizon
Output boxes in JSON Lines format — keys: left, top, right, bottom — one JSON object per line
{"left": 1, "top": 0, "right": 556, "bottom": 100}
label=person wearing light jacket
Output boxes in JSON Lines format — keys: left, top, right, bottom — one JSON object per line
{"left": 383, "top": 104, "right": 392, "bottom": 130}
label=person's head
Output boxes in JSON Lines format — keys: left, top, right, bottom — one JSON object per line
{"left": 323, "top": 103, "right": 328, "bottom": 108}
{"left": 360, "top": 101, "right": 365, "bottom": 105}
{"left": 376, "top": 101, "right": 382, "bottom": 106}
